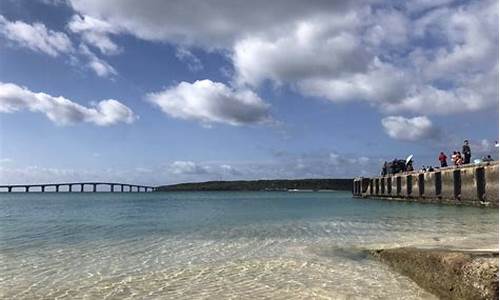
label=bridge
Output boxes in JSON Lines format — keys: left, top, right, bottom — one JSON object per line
{"left": 0, "top": 182, "right": 156, "bottom": 193}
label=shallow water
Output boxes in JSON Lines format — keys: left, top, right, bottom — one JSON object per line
{"left": 0, "top": 191, "right": 497, "bottom": 299}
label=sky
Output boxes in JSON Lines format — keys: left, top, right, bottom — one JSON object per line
{"left": 0, "top": 0, "right": 498, "bottom": 185}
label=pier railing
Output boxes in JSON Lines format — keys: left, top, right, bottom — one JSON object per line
{"left": 353, "top": 161, "right": 499, "bottom": 207}
{"left": 0, "top": 182, "right": 156, "bottom": 193}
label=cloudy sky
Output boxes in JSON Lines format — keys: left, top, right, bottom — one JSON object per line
{"left": 0, "top": 0, "right": 498, "bottom": 185}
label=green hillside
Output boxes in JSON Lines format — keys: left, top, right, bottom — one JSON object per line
{"left": 156, "top": 178, "right": 353, "bottom": 192}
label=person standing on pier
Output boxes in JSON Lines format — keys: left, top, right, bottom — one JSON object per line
{"left": 462, "top": 140, "right": 471, "bottom": 164}
{"left": 451, "top": 151, "right": 458, "bottom": 166}
{"left": 456, "top": 152, "right": 464, "bottom": 166}
{"left": 438, "top": 152, "right": 448, "bottom": 167}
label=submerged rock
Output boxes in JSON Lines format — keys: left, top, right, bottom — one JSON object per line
{"left": 369, "top": 247, "right": 498, "bottom": 300}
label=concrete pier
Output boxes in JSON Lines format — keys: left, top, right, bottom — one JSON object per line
{"left": 0, "top": 182, "right": 156, "bottom": 193}
{"left": 353, "top": 162, "right": 499, "bottom": 207}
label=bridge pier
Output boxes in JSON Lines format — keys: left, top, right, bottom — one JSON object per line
{"left": 110, "top": 184, "right": 114, "bottom": 192}
{"left": 80, "top": 184, "right": 84, "bottom": 192}
{"left": 129, "top": 185, "right": 132, "bottom": 192}
{"left": 68, "top": 184, "right": 72, "bottom": 192}
{"left": 55, "top": 185, "right": 59, "bottom": 192}
{"left": 41, "top": 186, "right": 45, "bottom": 192}
{"left": 120, "top": 185, "right": 124, "bottom": 192}
{"left": 25, "top": 186, "right": 29, "bottom": 192}
{"left": 92, "top": 184, "right": 97, "bottom": 192}
{"left": 8, "top": 186, "right": 12, "bottom": 192}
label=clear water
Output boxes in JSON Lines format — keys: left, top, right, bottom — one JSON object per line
{"left": 0, "top": 191, "right": 498, "bottom": 299}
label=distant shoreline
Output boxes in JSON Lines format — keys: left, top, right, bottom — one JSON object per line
{"left": 156, "top": 178, "right": 353, "bottom": 192}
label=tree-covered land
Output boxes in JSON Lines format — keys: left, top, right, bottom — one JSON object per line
{"left": 156, "top": 178, "right": 352, "bottom": 192}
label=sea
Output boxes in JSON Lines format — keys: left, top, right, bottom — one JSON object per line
{"left": 0, "top": 191, "right": 498, "bottom": 299}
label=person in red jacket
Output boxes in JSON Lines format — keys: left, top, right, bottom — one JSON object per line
{"left": 438, "top": 152, "right": 448, "bottom": 167}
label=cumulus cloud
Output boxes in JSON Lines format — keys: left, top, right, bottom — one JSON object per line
{"left": 0, "top": 15, "right": 72, "bottom": 56}
{"left": 233, "top": 14, "right": 370, "bottom": 86}
{"left": 234, "top": 1, "right": 497, "bottom": 115}
{"left": 67, "top": 0, "right": 356, "bottom": 48}
{"left": 2, "top": 0, "right": 494, "bottom": 122}
{"left": 146, "top": 79, "right": 271, "bottom": 126}
{"left": 0, "top": 14, "right": 118, "bottom": 78}
{"left": 0, "top": 82, "right": 136, "bottom": 126}
{"left": 68, "top": 14, "right": 121, "bottom": 55}
{"left": 79, "top": 44, "right": 117, "bottom": 77}
{"left": 297, "top": 59, "right": 409, "bottom": 104}
{"left": 381, "top": 116, "right": 438, "bottom": 141}
{"left": 63, "top": 0, "right": 498, "bottom": 117}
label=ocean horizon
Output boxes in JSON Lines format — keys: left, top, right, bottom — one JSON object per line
{"left": 1, "top": 191, "right": 497, "bottom": 299}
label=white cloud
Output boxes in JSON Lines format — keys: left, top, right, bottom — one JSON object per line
{"left": 175, "top": 47, "right": 203, "bottom": 72}
{"left": 146, "top": 79, "right": 271, "bottom": 126}
{"left": 0, "top": 15, "right": 118, "bottom": 78}
{"left": 381, "top": 116, "right": 437, "bottom": 141}
{"left": 382, "top": 83, "right": 495, "bottom": 115}
{"left": 232, "top": 0, "right": 497, "bottom": 115}
{"left": 297, "top": 59, "right": 409, "bottom": 104}
{"left": 169, "top": 161, "right": 208, "bottom": 175}
{"left": 233, "top": 14, "right": 370, "bottom": 87}
{"left": 79, "top": 44, "right": 117, "bottom": 77}
{"left": 0, "top": 82, "right": 136, "bottom": 126}
{"left": 0, "top": 15, "right": 72, "bottom": 56}
{"left": 3, "top": 0, "right": 494, "bottom": 119}
{"left": 67, "top": 0, "right": 357, "bottom": 49}
{"left": 220, "top": 164, "right": 242, "bottom": 176}
{"left": 68, "top": 14, "right": 121, "bottom": 55}
{"left": 63, "top": 0, "right": 498, "bottom": 118}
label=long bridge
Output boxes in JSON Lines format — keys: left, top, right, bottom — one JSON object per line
{"left": 0, "top": 182, "right": 156, "bottom": 193}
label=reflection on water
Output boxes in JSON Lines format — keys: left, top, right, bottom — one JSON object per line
{"left": 0, "top": 192, "right": 497, "bottom": 299}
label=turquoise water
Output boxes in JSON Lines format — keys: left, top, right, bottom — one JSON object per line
{"left": 1, "top": 191, "right": 498, "bottom": 299}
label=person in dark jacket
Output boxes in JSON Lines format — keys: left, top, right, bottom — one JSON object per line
{"left": 438, "top": 152, "right": 447, "bottom": 167}
{"left": 381, "top": 161, "right": 388, "bottom": 176}
{"left": 462, "top": 140, "right": 471, "bottom": 164}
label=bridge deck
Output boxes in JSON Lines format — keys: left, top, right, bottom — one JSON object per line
{"left": 0, "top": 182, "right": 156, "bottom": 192}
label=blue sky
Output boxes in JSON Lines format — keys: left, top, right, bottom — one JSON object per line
{"left": 0, "top": 0, "right": 498, "bottom": 185}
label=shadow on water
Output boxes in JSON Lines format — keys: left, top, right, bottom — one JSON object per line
{"left": 308, "top": 245, "right": 370, "bottom": 261}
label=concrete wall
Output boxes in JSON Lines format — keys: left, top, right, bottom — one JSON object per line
{"left": 485, "top": 164, "right": 498, "bottom": 202}
{"left": 422, "top": 172, "right": 438, "bottom": 199}
{"left": 355, "top": 161, "right": 498, "bottom": 207}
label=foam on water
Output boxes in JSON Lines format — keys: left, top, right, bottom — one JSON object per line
{"left": 0, "top": 191, "right": 497, "bottom": 299}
